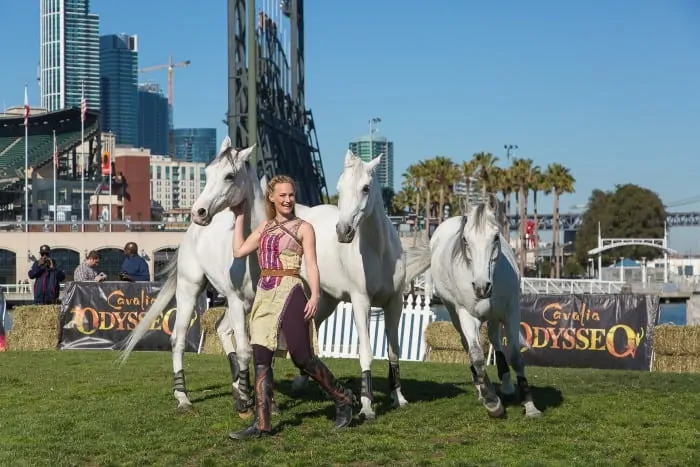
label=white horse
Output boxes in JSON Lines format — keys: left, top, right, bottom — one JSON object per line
{"left": 291, "top": 151, "right": 424, "bottom": 420}
{"left": 405, "top": 201, "right": 541, "bottom": 418}
{"left": 118, "top": 137, "right": 265, "bottom": 417}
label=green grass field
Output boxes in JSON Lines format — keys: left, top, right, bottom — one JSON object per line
{"left": 1, "top": 351, "right": 699, "bottom": 466}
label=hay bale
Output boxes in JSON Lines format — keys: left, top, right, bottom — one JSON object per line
{"left": 424, "top": 321, "right": 489, "bottom": 352}
{"left": 7, "top": 305, "right": 60, "bottom": 351}
{"left": 427, "top": 349, "right": 470, "bottom": 364}
{"left": 653, "top": 354, "right": 700, "bottom": 373}
{"left": 200, "top": 307, "right": 231, "bottom": 355}
{"left": 653, "top": 325, "right": 700, "bottom": 356}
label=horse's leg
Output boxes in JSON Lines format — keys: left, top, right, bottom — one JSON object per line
{"left": 225, "top": 295, "right": 255, "bottom": 419}
{"left": 351, "top": 293, "right": 376, "bottom": 420}
{"left": 457, "top": 307, "right": 504, "bottom": 418}
{"left": 504, "top": 311, "right": 541, "bottom": 418}
{"left": 384, "top": 293, "right": 408, "bottom": 408}
{"left": 171, "top": 276, "right": 202, "bottom": 411}
{"left": 487, "top": 319, "right": 515, "bottom": 396}
{"left": 292, "top": 291, "right": 339, "bottom": 393}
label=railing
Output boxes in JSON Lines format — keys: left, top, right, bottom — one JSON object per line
{"left": 0, "top": 220, "right": 189, "bottom": 233}
{"left": 520, "top": 278, "right": 624, "bottom": 294}
{"left": 317, "top": 294, "right": 436, "bottom": 362}
{"left": 1, "top": 283, "right": 67, "bottom": 302}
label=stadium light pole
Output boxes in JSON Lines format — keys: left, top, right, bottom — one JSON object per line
{"left": 504, "top": 144, "right": 518, "bottom": 162}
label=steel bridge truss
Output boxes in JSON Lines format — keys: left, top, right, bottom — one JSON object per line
{"left": 506, "top": 211, "right": 700, "bottom": 231}
{"left": 228, "top": 0, "right": 328, "bottom": 205}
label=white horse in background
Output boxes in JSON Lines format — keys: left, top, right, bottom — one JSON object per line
{"left": 118, "top": 137, "right": 265, "bottom": 417}
{"left": 405, "top": 201, "right": 541, "bottom": 418}
{"left": 292, "top": 151, "right": 425, "bottom": 420}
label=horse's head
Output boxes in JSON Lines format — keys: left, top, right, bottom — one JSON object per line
{"left": 335, "top": 150, "right": 382, "bottom": 243}
{"left": 456, "top": 201, "right": 502, "bottom": 299}
{"left": 190, "top": 136, "right": 256, "bottom": 226}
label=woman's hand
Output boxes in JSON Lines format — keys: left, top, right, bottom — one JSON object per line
{"left": 231, "top": 201, "right": 247, "bottom": 217}
{"left": 304, "top": 294, "right": 319, "bottom": 321}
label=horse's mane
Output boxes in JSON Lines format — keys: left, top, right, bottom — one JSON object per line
{"left": 450, "top": 202, "right": 499, "bottom": 265}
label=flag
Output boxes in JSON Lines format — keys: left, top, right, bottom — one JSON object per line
{"left": 23, "top": 84, "right": 29, "bottom": 127}
{"left": 80, "top": 81, "right": 87, "bottom": 122}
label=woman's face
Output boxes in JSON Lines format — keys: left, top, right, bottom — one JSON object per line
{"left": 270, "top": 182, "right": 296, "bottom": 216}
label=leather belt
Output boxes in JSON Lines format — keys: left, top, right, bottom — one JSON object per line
{"left": 260, "top": 268, "right": 300, "bottom": 278}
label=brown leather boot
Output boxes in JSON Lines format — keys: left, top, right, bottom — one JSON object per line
{"left": 302, "top": 357, "right": 355, "bottom": 430}
{"left": 229, "top": 365, "right": 272, "bottom": 440}
{"left": 267, "top": 367, "right": 281, "bottom": 416}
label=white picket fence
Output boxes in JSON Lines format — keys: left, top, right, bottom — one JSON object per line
{"left": 316, "top": 294, "right": 436, "bottom": 362}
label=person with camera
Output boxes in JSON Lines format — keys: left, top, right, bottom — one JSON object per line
{"left": 28, "top": 245, "right": 66, "bottom": 304}
{"left": 118, "top": 242, "right": 150, "bottom": 282}
{"left": 74, "top": 250, "right": 107, "bottom": 282}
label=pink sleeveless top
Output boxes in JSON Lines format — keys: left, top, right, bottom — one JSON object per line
{"left": 257, "top": 218, "right": 304, "bottom": 291}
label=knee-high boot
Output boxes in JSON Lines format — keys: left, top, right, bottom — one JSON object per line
{"left": 229, "top": 364, "right": 272, "bottom": 440}
{"left": 302, "top": 356, "right": 355, "bottom": 430}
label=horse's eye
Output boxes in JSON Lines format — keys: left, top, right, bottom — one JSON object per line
{"left": 225, "top": 173, "right": 235, "bottom": 181}
{"left": 362, "top": 185, "right": 370, "bottom": 194}
{"left": 494, "top": 234, "right": 500, "bottom": 242}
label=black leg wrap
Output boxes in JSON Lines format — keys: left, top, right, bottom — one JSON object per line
{"left": 517, "top": 376, "right": 534, "bottom": 403}
{"left": 173, "top": 370, "right": 187, "bottom": 395}
{"left": 495, "top": 351, "right": 510, "bottom": 380}
{"left": 469, "top": 365, "right": 478, "bottom": 384}
{"left": 388, "top": 362, "right": 401, "bottom": 392}
{"left": 227, "top": 352, "right": 240, "bottom": 382}
{"left": 236, "top": 368, "right": 253, "bottom": 413}
{"left": 361, "top": 370, "right": 374, "bottom": 402}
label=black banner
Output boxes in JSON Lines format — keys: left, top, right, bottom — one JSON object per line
{"left": 58, "top": 281, "right": 205, "bottom": 352}
{"left": 503, "top": 294, "right": 660, "bottom": 371}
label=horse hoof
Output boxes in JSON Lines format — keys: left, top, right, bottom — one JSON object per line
{"left": 176, "top": 403, "right": 196, "bottom": 414}
{"left": 291, "top": 376, "right": 307, "bottom": 394}
{"left": 359, "top": 409, "right": 376, "bottom": 421}
{"left": 524, "top": 403, "right": 542, "bottom": 418}
{"left": 238, "top": 409, "right": 254, "bottom": 420}
{"left": 485, "top": 400, "right": 505, "bottom": 419}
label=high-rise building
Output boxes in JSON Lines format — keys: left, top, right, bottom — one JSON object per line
{"left": 348, "top": 135, "right": 395, "bottom": 190}
{"left": 39, "top": 0, "right": 100, "bottom": 112}
{"left": 99, "top": 34, "right": 138, "bottom": 146}
{"left": 173, "top": 128, "right": 217, "bottom": 164}
{"left": 149, "top": 155, "right": 207, "bottom": 210}
{"left": 138, "top": 83, "right": 169, "bottom": 156}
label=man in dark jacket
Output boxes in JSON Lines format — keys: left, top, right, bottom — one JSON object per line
{"left": 28, "top": 245, "right": 66, "bottom": 304}
{"left": 119, "top": 242, "right": 150, "bottom": 282}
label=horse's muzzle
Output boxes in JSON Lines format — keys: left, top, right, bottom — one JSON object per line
{"left": 472, "top": 281, "right": 493, "bottom": 300}
{"left": 336, "top": 223, "right": 355, "bottom": 243}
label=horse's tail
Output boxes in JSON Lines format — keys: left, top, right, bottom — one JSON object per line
{"left": 404, "top": 237, "right": 432, "bottom": 284}
{"left": 117, "top": 249, "right": 179, "bottom": 366}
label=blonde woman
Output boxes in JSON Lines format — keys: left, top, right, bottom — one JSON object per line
{"left": 229, "top": 175, "right": 355, "bottom": 440}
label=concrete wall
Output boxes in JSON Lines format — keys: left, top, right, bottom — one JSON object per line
{"left": 0, "top": 230, "right": 186, "bottom": 282}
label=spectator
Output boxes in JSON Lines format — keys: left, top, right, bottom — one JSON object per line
{"left": 28, "top": 245, "right": 66, "bottom": 304}
{"left": 119, "top": 242, "right": 150, "bottom": 282}
{"left": 74, "top": 250, "right": 107, "bottom": 282}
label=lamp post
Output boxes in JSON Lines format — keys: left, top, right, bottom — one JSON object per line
{"left": 369, "top": 117, "right": 381, "bottom": 159}
{"left": 504, "top": 144, "right": 518, "bottom": 161}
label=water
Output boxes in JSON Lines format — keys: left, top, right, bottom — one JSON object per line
{"left": 430, "top": 303, "right": 687, "bottom": 325}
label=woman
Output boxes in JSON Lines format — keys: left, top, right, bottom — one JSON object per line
{"left": 229, "top": 175, "right": 355, "bottom": 440}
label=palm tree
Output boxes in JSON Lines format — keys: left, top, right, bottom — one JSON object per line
{"left": 510, "top": 158, "right": 536, "bottom": 275}
{"left": 494, "top": 165, "right": 515, "bottom": 238}
{"left": 530, "top": 166, "right": 545, "bottom": 255}
{"left": 471, "top": 152, "right": 499, "bottom": 201}
{"left": 460, "top": 160, "right": 476, "bottom": 214}
{"left": 422, "top": 156, "right": 460, "bottom": 222}
{"left": 544, "top": 163, "right": 576, "bottom": 278}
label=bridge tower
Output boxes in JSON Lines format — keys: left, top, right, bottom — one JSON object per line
{"left": 227, "top": 0, "right": 329, "bottom": 205}
{"left": 588, "top": 222, "right": 676, "bottom": 283}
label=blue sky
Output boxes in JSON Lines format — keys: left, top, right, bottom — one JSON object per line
{"left": 1, "top": 0, "right": 699, "bottom": 250}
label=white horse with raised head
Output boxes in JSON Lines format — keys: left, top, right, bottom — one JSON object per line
{"left": 405, "top": 201, "right": 541, "bottom": 418}
{"left": 292, "top": 151, "right": 424, "bottom": 420}
{"left": 118, "top": 136, "right": 265, "bottom": 417}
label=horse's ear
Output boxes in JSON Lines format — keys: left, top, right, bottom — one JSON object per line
{"left": 218, "top": 136, "right": 232, "bottom": 156}
{"left": 344, "top": 149, "right": 356, "bottom": 167}
{"left": 365, "top": 154, "right": 382, "bottom": 172}
{"left": 237, "top": 143, "right": 257, "bottom": 163}
{"left": 259, "top": 174, "right": 268, "bottom": 193}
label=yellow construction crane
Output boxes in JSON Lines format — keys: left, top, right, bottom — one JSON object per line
{"left": 139, "top": 56, "right": 191, "bottom": 157}
{"left": 139, "top": 55, "right": 191, "bottom": 107}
